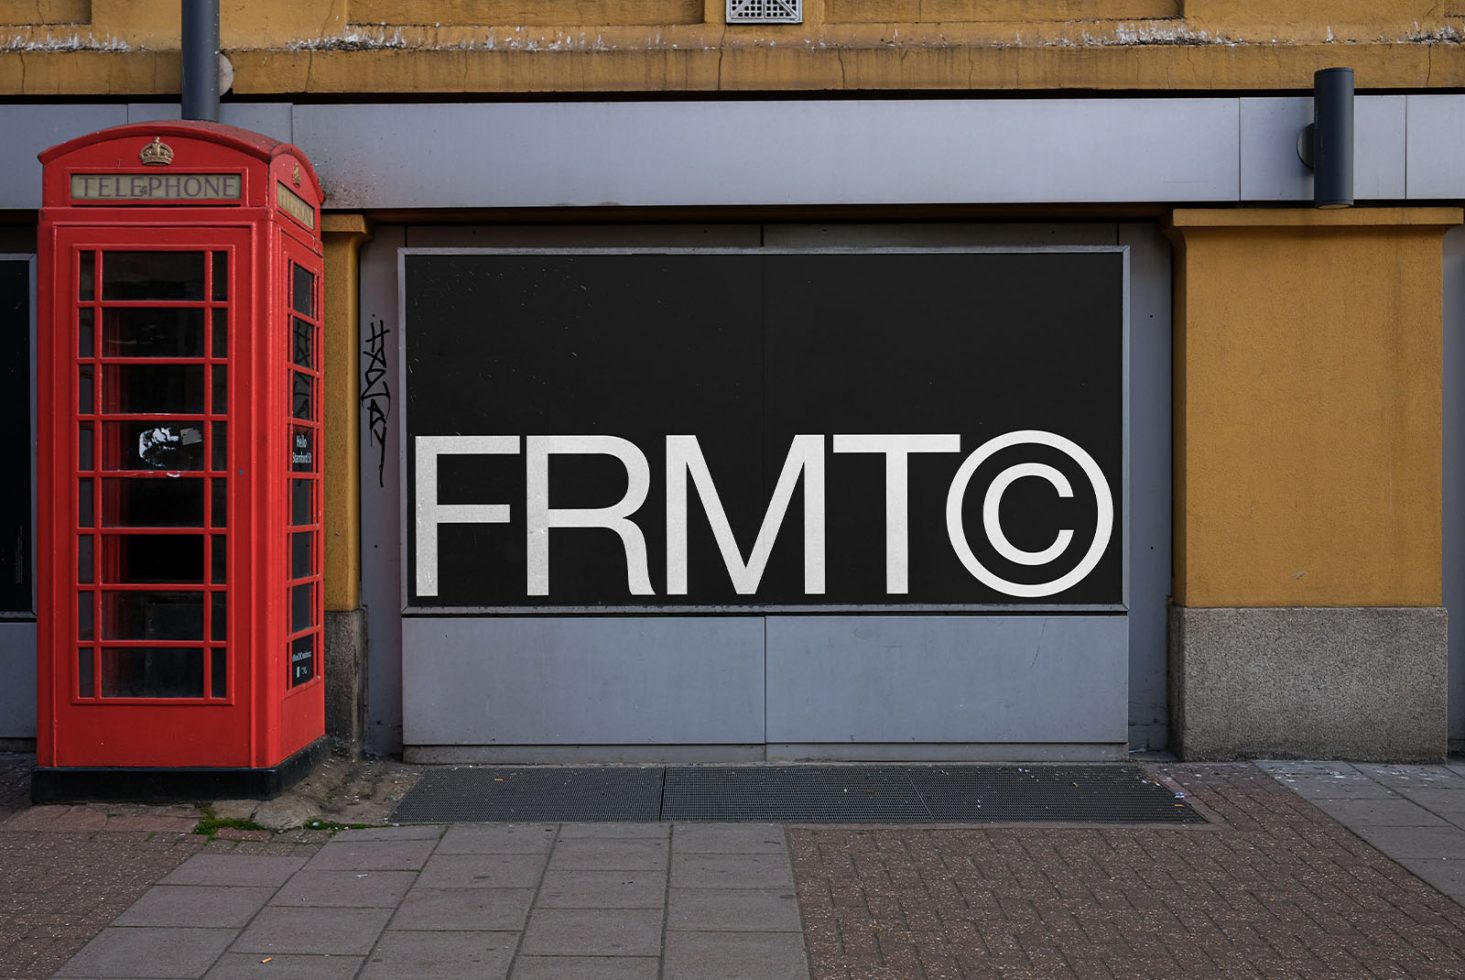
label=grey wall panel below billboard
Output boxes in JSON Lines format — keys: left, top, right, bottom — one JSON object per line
{"left": 765, "top": 615, "right": 1128, "bottom": 746}
{"left": 401, "top": 617, "right": 765, "bottom": 746}
{"left": 0, "top": 623, "right": 36, "bottom": 739}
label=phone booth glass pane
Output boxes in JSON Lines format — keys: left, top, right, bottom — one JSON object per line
{"left": 78, "top": 247, "right": 229, "bottom": 701}
{"left": 287, "top": 261, "right": 319, "bottom": 689}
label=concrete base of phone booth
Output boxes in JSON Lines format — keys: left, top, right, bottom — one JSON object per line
{"left": 30, "top": 737, "right": 328, "bottom": 804}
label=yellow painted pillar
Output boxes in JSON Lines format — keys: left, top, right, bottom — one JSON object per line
{"left": 320, "top": 214, "right": 371, "bottom": 613}
{"left": 1167, "top": 207, "right": 1461, "bottom": 761}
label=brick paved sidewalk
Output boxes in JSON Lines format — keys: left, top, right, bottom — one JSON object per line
{"left": 15, "top": 757, "right": 1465, "bottom": 979}
{"left": 0, "top": 754, "right": 335, "bottom": 980}
{"left": 791, "top": 764, "right": 1465, "bottom": 979}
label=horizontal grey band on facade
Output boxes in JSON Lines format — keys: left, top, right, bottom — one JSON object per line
{"left": 1, "top": 95, "right": 1461, "bottom": 212}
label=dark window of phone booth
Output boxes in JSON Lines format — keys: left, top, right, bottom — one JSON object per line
{"left": 75, "top": 247, "right": 229, "bottom": 701}
{"left": 286, "top": 250, "right": 320, "bottom": 690}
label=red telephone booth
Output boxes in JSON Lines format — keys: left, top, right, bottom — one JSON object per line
{"left": 33, "top": 122, "right": 326, "bottom": 800}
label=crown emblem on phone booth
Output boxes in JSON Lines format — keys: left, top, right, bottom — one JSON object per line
{"left": 139, "top": 136, "right": 174, "bottom": 166}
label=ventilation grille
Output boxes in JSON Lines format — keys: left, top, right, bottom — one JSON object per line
{"left": 727, "top": 0, "right": 802, "bottom": 24}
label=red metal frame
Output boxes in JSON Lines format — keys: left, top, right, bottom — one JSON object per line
{"left": 37, "top": 122, "right": 325, "bottom": 770}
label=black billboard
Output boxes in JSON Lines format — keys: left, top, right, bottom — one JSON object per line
{"left": 403, "top": 250, "right": 1123, "bottom": 610}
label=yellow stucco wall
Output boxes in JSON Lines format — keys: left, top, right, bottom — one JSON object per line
{"left": 1170, "top": 208, "right": 1461, "bottom": 609}
{"left": 0, "top": 0, "right": 1460, "bottom": 94}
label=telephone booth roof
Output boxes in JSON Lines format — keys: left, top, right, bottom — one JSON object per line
{"left": 39, "top": 119, "right": 324, "bottom": 210}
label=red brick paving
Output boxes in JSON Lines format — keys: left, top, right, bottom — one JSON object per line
{"left": 789, "top": 764, "right": 1465, "bottom": 979}
{"left": 0, "top": 829, "right": 205, "bottom": 977}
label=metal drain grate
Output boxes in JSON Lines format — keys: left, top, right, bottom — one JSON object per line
{"left": 663, "top": 765, "right": 931, "bottom": 823}
{"left": 906, "top": 766, "right": 1199, "bottom": 823}
{"left": 390, "top": 766, "right": 664, "bottom": 822}
{"left": 390, "top": 764, "right": 1205, "bottom": 825}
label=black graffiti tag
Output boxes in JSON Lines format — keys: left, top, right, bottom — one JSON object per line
{"left": 361, "top": 315, "right": 392, "bottom": 488}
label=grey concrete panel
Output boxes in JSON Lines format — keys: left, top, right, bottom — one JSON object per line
{"left": 0, "top": 104, "right": 125, "bottom": 209}
{"left": 1120, "top": 223, "right": 1172, "bottom": 752}
{"left": 1445, "top": 226, "right": 1465, "bottom": 750}
{"left": 1408, "top": 96, "right": 1465, "bottom": 199}
{"left": 764, "top": 615, "right": 1128, "bottom": 745}
{"left": 324, "top": 607, "right": 365, "bottom": 750}
{"left": 293, "top": 99, "right": 1239, "bottom": 209}
{"left": 359, "top": 225, "right": 406, "bottom": 756}
{"left": 125, "top": 102, "right": 293, "bottom": 142}
{"left": 1239, "top": 96, "right": 1406, "bottom": 202}
{"left": 1171, "top": 606, "right": 1448, "bottom": 762}
{"left": 0, "top": 622, "right": 35, "bottom": 739}
{"left": 401, "top": 617, "right": 765, "bottom": 745}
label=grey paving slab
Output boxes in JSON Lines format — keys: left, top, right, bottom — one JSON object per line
{"left": 54, "top": 926, "right": 238, "bottom": 978}
{"left": 114, "top": 885, "right": 275, "bottom": 929}
{"left": 269, "top": 870, "right": 417, "bottom": 908}
{"left": 557, "top": 822, "right": 671, "bottom": 839}
{"left": 1256, "top": 761, "right": 1362, "bottom": 777}
{"left": 303, "top": 838, "right": 437, "bottom": 872}
{"left": 389, "top": 886, "right": 535, "bottom": 931}
{"left": 1357, "top": 765, "right": 1465, "bottom": 790}
{"left": 668, "top": 887, "right": 803, "bottom": 932}
{"left": 510, "top": 955, "right": 660, "bottom": 980}
{"left": 536, "top": 869, "right": 666, "bottom": 909}
{"left": 671, "top": 852, "right": 796, "bottom": 889}
{"left": 662, "top": 930, "right": 810, "bottom": 980}
{"left": 333, "top": 825, "right": 445, "bottom": 842}
{"left": 547, "top": 837, "right": 669, "bottom": 871}
{"left": 1308, "top": 798, "right": 1449, "bottom": 828}
{"left": 520, "top": 908, "right": 664, "bottom": 957}
{"left": 436, "top": 823, "right": 557, "bottom": 854}
{"left": 1397, "top": 857, "right": 1465, "bottom": 897}
{"left": 204, "top": 952, "right": 364, "bottom": 979}
{"left": 359, "top": 929, "right": 516, "bottom": 980}
{"left": 159, "top": 854, "right": 308, "bottom": 888}
{"left": 417, "top": 852, "right": 548, "bottom": 889}
{"left": 1354, "top": 825, "right": 1465, "bottom": 860}
{"left": 231, "top": 906, "right": 392, "bottom": 955}
{"left": 673, "top": 823, "right": 788, "bottom": 854}
{"left": 1267, "top": 772, "right": 1400, "bottom": 801}
{"left": 1396, "top": 789, "right": 1465, "bottom": 813}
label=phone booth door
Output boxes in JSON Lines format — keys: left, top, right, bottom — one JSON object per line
{"left": 55, "top": 227, "right": 253, "bottom": 767}
{"left": 282, "top": 235, "right": 322, "bottom": 698}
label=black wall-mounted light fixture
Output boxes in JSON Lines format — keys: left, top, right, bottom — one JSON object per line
{"left": 1297, "top": 67, "right": 1355, "bottom": 209}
